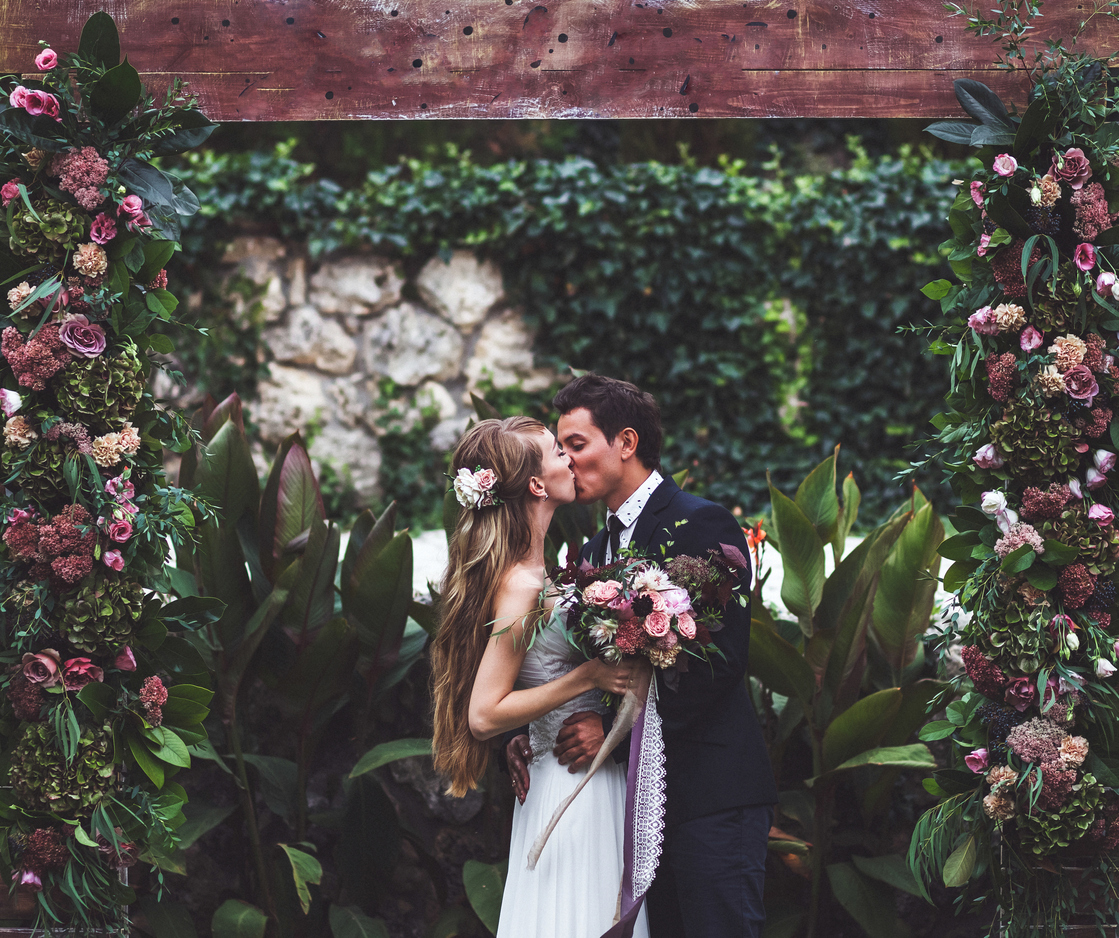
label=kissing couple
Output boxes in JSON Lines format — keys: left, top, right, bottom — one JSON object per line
{"left": 430, "top": 374, "right": 777, "bottom": 938}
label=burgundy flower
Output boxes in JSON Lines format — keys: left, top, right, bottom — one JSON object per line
{"left": 89, "top": 213, "right": 116, "bottom": 245}
{"left": 21, "top": 649, "right": 62, "bottom": 688}
{"left": 113, "top": 646, "right": 137, "bottom": 671}
{"left": 61, "top": 658, "right": 104, "bottom": 692}
{"left": 57, "top": 315, "right": 106, "bottom": 359}
{"left": 1051, "top": 147, "right": 1093, "bottom": 190}
{"left": 1064, "top": 364, "right": 1099, "bottom": 402}
{"left": 1005, "top": 676, "right": 1037, "bottom": 712}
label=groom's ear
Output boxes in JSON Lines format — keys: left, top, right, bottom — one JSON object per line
{"left": 617, "top": 428, "right": 640, "bottom": 461}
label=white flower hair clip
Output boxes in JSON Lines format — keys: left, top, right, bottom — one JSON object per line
{"left": 452, "top": 465, "right": 503, "bottom": 510}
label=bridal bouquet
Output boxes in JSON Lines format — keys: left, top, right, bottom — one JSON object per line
{"left": 550, "top": 546, "right": 746, "bottom": 683}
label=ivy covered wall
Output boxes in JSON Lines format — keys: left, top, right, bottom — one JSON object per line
{"left": 164, "top": 142, "right": 966, "bottom": 523}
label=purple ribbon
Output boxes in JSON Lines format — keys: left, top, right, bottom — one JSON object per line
{"left": 601, "top": 697, "right": 650, "bottom": 938}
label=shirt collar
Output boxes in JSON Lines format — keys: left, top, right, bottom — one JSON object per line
{"left": 607, "top": 469, "right": 664, "bottom": 530}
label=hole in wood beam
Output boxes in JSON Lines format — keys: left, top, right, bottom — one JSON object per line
{"left": 558, "top": 33, "right": 568, "bottom": 41}
{"left": 786, "top": 9, "right": 797, "bottom": 18}
{"left": 464, "top": 26, "right": 473, "bottom": 34}
{"left": 689, "top": 102, "right": 698, "bottom": 112}
{"left": 935, "top": 35, "right": 943, "bottom": 42}
{"left": 663, "top": 27, "right": 672, "bottom": 36}
{"left": 222, "top": 18, "right": 230, "bottom": 26}
{"left": 325, "top": 91, "right": 334, "bottom": 99}
{"left": 286, "top": 16, "right": 295, "bottom": 23}
{"left": 421, "top": 103, "right": 428, "bottom": 108}
{"left": 413, "top": 59, "right": 423, "bottom": 67}
{"left": 530, "top": 60, "right": 542, "bottom": 67}
{"left": 171, "top": 17, "right": 179, "bottom": 24}
{"left": 391, "top": 9, "right": 399, "bottom": 15}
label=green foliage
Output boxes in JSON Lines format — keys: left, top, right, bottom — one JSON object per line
{"left": 164, "top": 141, "right": 966, "bottom": 522}
{"left": 749, "top": 452, "right": 946, "bottom": 937}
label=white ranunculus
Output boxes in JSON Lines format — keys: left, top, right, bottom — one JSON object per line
{"left": 453, "top": 467, "right": 484, "bottom": 508}
{"left": 981, "top": 490, "right": 1008, "bottom": 517}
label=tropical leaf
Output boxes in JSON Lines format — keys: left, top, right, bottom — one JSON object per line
{"left": 79, "top": 11, "right": 121, "bottom": 67}
{"left": 748, "top": 620, "right": 815, "bottom": 705}
{"left": 852, "top": 853, "right": 923, "bottom": 897}
{"left": 350, "top": 738, "right": 433, "bottom": 778}
{"left": 211, "top": 900, "right": 268, "bottom": 938}
{"left": 243, "top": 755, "right": 300, "bottom": 827}
{"left": 821, "top": 689, "right": 903, "bottom": 772}
{"left": 827, "top": 862, "right": 910, "bottom": 938}
{"left": 795, "top": 450, "right": 840, "bottom": 544}
{"left": 463, "top": 859, "right": 507, "bottom": 935}
{"left": 767, "top": 476, "right": 826, "bottom": 634}
{"left": 279, "top": 843, "right": 323, "bottom": 915}
{"left": 329, "top": 904, "right": 389, "bottom": 938}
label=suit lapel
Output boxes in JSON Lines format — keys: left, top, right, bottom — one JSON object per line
{"left": 630, "top": 478, "right": 680, "bottom": 554}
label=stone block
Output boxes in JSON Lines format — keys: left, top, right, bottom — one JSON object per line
{"left": 429, "top": 415, "right": 469, "bottom": 453}
{"left": 464, "top": 309, "right": 555, "bottom": 394}
{"left": 222, "top": 235, "right": 286, "bottom": 267}
{"left": 253, "top": 363, "right": 329, "bottom": 445}
{"left": 310, "top": 256, "right": 404, "bottom": 315}
{"left": 364, "top": 302, "right": 464, "bottom": 387}
{"left": 415, "top": 381, "right": 458, "bottom": 422}
{"left": 416, "top": 250, "right": 504, "bottom": 330}
{"left": 264, "top": 305, "right": 357, "bottom": 375}
{"left": 308, "top": 422, "right": 382, "bottom": 504}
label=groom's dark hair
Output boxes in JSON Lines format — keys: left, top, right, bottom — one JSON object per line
{"left": 553, "top": 374, "right": 663, "bottom": 470}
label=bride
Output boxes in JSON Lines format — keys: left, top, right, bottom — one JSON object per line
{"left": 430, "top": 416, "right": 649, "bottom": 938}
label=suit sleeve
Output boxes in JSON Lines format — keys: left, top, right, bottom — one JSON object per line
{"left": 656, "top": 503, "right": 752, "bottom": 739}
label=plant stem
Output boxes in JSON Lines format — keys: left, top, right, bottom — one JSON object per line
{"left": 226, "top": 711, "right": 277, "bottom": 922}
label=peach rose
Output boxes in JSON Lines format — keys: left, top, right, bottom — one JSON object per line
{"left": 676, "top": 612, "right": 697, "bottom": 639}
{"left": 21, "top": 648, "right": 62, "bottom": 687}
{"left": 643, "top": 611, "right": 671, "bottom": 638}
{"left": 584, "top": 579, "right": 622, "bottom": 605}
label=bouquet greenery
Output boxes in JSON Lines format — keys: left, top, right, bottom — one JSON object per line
{"left": 0, "top": 13, "right": 218, "bottom": 933}
{"left": 910, "top": 3, "right": 1119, "bottom": 934}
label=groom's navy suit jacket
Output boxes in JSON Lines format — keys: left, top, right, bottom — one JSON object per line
{"left": 580, "top": 477, "right": 777, "bottom": 826}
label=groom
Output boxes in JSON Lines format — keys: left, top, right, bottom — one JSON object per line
{"left": 505, "top": 374, "right": 777, "bottom": 938}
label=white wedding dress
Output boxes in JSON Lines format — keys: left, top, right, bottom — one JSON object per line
{"left": 496, "top": 609, "right": 651, "bottom": 938}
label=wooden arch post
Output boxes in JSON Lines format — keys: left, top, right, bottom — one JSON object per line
{"left": 0, "top": 1, "right": 1113, "bottom": 120}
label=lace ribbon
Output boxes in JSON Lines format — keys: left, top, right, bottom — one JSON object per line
{"left": 630, "top": 678, "right": 665, "bottom": 898}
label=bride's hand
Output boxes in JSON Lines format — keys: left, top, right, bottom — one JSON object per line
{"left": 584, "top": 657, "right": 639, "bottom": 695}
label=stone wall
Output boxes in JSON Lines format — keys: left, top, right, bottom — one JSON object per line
{"left": 208, "top": 238, "right": 557, "bottom": 505}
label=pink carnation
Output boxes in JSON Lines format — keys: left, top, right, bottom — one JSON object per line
{"left": 1, "top": 179, "right": 22, "bottom": 207}
{"left": 89, "top": 213, "right": 117, "bottom": 245}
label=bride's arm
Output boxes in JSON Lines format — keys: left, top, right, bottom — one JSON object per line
{"left": 468, "top": 570, "right": 633, "bottom": 741}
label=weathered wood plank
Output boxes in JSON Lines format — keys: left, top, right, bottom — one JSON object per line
{"left": 0, "top": 0, "right": 1114, "bottom": 120}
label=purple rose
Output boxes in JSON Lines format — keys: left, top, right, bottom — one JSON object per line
{"left": 1089, "top": 504, "right": 1114, "bottom": 525}
{"left": 58, "top": 314, "right": 106, "bottom": 358}
{"left": 1094, "top": 450, "right": 1117, "bottom": 474}
{"left": 1005, "top": 676, "right": 1037, "bottom": 712}
{"left": 973, "top": 444, "right": 1005, "bottom": 469}
{"left": 1020, "top": 326, "right": 1043, "bottom": 352}
{"left": 1064, "top": 364, "right": 1099, "bottom": 402}
{"left": 1075, "top": 243, "right": 1097, "bottom": 272}
{"left": 1051, "top": 147, "right": 1093, "bottom": 190}
{"left": 89, "top": 213, "right": 117, "bottom": 245}
{"left": 964, "top": 748, "right": 989, "bottom": 773}
{"left": 992, "top": 153, "right": 1018, "bottom": 177}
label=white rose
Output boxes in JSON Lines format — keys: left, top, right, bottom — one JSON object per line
{"left": 980, "top": 490, "right": 1008, "bottom": 517}
{"left": 453, "top": 467, "right": 484, "bottom": 508}
{"left": 1096, "top": 658, "right": 1117, "bottom": 679}
{"left": 996, "top": 509, "right": 1018, "bottom": 534}
{"left": 1066, "top": 631, "right": 1080, "bottom": 651}
{"left": 0, "top": 388, "right": 20, "bottom": 417}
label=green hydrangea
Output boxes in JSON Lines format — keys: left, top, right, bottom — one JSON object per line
{"left": 9, "top": 721, "right": 115, "bottom": 816}
{"left": 1039, "top": 504, "right": 1119, "bottom": 577}
{"left": 1017, "top": 773, "right": 1103, "bottom": 855}
{"left": 974, "top": 601, "right": 1049, "bottom": 675}
{"left": 54, "top": 346, "right": 144, "bottom": 431}
{"left": 58, "top": 573, "right": 143, "bottom": 655}
{"left": 990, "top": 401, "right": 1081, "bottom": 485}
{"left": 2, "top": 436, "right": 70, "bottom": 507}
{"left": 8, "top": 198, "right": 88, "bottom": 263}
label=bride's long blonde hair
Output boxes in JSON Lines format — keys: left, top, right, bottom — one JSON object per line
{"left": 430, "top": 416, "right": 546, "bottom": 796}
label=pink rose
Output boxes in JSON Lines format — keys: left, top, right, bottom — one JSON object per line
{"left": 1087, "top": 468, "right": 1108, "bottom": 491}
{"left": 9, "top": 86, "right": 28, "bottom": 109}
{"left": 977, "top": 232, "right": 992, "bottom": 257}
{"left": 0, "top": 388, "right": 21, "bottom": 417}
{"left": 107, "top": 519, "right": 133, "bottom": 543}
{"left": 1089, "top": 504, "right": 1114, "bottom": 525}
{"left": 1094, "top": 450, "right": 1116, "bottom": 474}
{"left": 676, "top": 611, "right": 697, "bottom": 639}
{"left": 34, "top": 49, "right": 57, "bottom": 71}
{"left": 646, "top": 590, "right": 668, "bottom": 613}
{"left": 964, "top": 748, "right": 989, "bottom": 773}
{"left": 58, "top": 315, "right": 106, "bottom": 358}
{"left": 22, "top": 89, "right": 60, "bottom": 120}
{"left": 113, "top": 646, "right": 137, "bottom": 671}
{"left": 970, "top": 181, "right": 985, "bottom": 207}
{"left": 583, "top": 579, "right": 621, "bottom": 605}
{"left": 643, "top": 610, "right": 671, "bottom": 638}
{"left": 103, "top": 549, "right": 125, "bottom": 571}
{"left": 1070, "top": 477, "right": 1084, "bottom": 499}
{"left": 1020, "top": 326, "right": 1044, "bottom": 352}
{"left": 7, "top": 507, "right": 34, "bottom": 524}
{"left": 973, "top": 444, "right": 1005, "bottom": 469}
{"left": 1, "top": 179, "right": 21, "bottom": 208}
{"left": 61, "top": 657, "right": 104, "bottom": 692}
{"left": 1064, "top": 364, "right": 1099, "bottom": 402}
{"left": 21, "top": 649, "right": 62, "bottom": 688}
{"left": 1051, "top": 147, "right": 1093, "bottom": 190}
{"left": 1098, "top": 272, "right": 1117, "bottom": 297}
{"left": 118, "top": 195, "right": 145, "bottom": 220}
{"left": 89, "top": 213, "right": 117, "bottom": 245}
{"left": 17, "top": 869, "right": 42, "bottom": 891}
{"left": 474, "top": 468, "right": 496, "bottom": 491}
{"left": 1075, "top": 243, "right": 1097, "bottom": 272}
{"left": 105, "top": 475, "right": 135, "bottom": 500}
{"left": 992, "top": 153, "right": 1018, "bottom": 176}
{"left": 968, "top": 306, "right": 999, "bottom": 336}
{"left": 1005, "top": 676, "right": 1037, "bottom": 712}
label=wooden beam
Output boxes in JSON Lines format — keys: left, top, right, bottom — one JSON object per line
{"left": 0, "top": 1, "right": 1113, "bottom": 120}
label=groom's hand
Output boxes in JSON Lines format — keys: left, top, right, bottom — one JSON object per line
{"left": 554, "top": 712, "right": 605, "bottom": 771}
{"left": 505, "top": 734, "right": 532, "bottom": 804}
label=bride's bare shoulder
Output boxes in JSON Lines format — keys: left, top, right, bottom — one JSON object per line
{"left": 495, "top": 562, "right": 546, "bottom": 605}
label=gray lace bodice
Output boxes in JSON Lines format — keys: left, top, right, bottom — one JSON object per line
{"left": 517, "top": 607, "right": 609, "bottom": 764}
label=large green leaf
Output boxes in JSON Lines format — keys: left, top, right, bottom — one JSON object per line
{"left": 281, "top": 519, "right": 341, "bottom": 642}
{"left": 127, "top": 730, "right": 165, "bottom": 788}
{"left": 334, "top": 776, "right": 401, "bottom": 899}
{"left": 881, "top": 680, "right": 949, "bottom": 747}
{"left": 279, "top": 843, "right": 323, "bottom": 915}
{"left": 954, "top": 78, "right": 1012, "bottom": 129}
{"left": 143, "top": 726, "right": 192, "bottom": 768}
{"left": 211, "top": 900, "right": 267, "bottom": 938}
{"left": 149, "top": 108, "right": 218, "bottom": 156}
{"left": 329, "top": 904, "right": 389, "bottom": 938}
{"left": 198, "top": 417, "right": 260, "bottom": 530}
{"left": 794, "top": 450, "right": 840, "bottom": 545}
{"left": 350, "top": 738, "right": 433, "bottom": 778}
{"left": 341, "top": 509, "right": 376, "bottom": 589}
{"left": 821, "top": 688, "right": 902, "bottom": 772}
{"left": 175, "top": 802, "right": 235, "bottom": 850}
{"left": 243, "top": 755, "right": 300, "bottom": 827}
{"left": 137, "top": 895, "right": 198, "bottom": 938}
{"left": 463, "top": 859, "right": 507, "bottom": 936}
{"left": 943, "top": 834, "right": 977, "bottom": 888}
{"left": 88, "top": 58, "right": 142, "bottom": 125}
{"left": 872, "top": 502, "right": 944, "bottom": 683}
{"left": 826, "top": 862, "right": 910, "bottom": 938}
{"left": 768, "top": 478, "right": 826, "bottom": 634}
{"left": 820, "top": 743, "right": 937, "bottom": 779}
{"left": 272, "top": 441, "right": 327, "bottom": 571}
{"left": 346, "top": 531, "right": 414, "bottom": 671}
{"left": 341, "top": 504, "right": 398, "bottom": 613}
{"left": 79, "top": 11, "right": 121, "bottom": 67}
{"left": 833, "top": 471, "right": 861, "bottom": 560}
{"left": 748, "top": 620, "right": 815, "bottom": 705}
{"left": 852, "top": 853, "right": 922, "bottom": 897}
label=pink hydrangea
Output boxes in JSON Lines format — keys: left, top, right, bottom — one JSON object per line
{"left": 1071, "top": 183, "right": 1117, "bottom": 242}
{"left": 994, "top": 522, "right": 1045, "bottom": 559}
